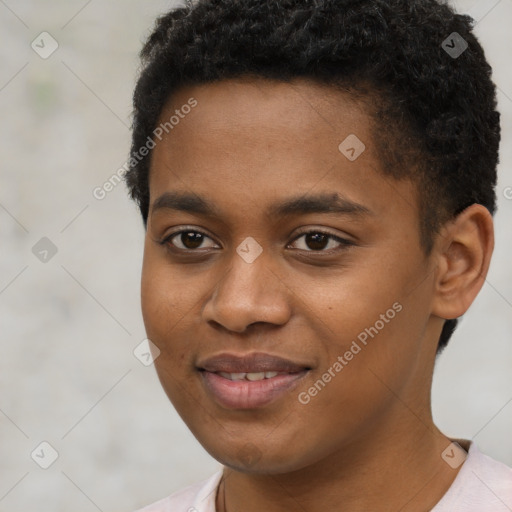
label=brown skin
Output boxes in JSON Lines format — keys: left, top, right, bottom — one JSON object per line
{"left": 141, "top": 78, "right": 494, "bottom": 511}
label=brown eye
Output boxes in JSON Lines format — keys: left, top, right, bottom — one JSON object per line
{"left": 167, "top": 230, "right": 218, "bottom": 250}
{"left": 304, "top": 233, "right": 329, "bottom": 250}
{"left": 179, "top": 232, "right": 204, "bottom": 249}
{"left": 290, "top": 231, "right": 352, "bottom": 252}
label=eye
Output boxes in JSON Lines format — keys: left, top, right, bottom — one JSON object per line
{"left": 289, "top": 231, "right": 353, "bottom": 252}
{"left": 164, "top": 230, "right": 219, "bottom": 251}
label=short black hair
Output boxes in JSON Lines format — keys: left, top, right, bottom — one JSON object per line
{"left": 126, "top": 0, "right": 500, "bottom": 353}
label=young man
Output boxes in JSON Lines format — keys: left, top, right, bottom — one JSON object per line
{"left": 126, "top": 0, "right": 511, "bottom": 510}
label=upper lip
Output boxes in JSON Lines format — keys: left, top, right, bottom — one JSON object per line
{"left": 197, "top": 352, "right": 310, "bottom": 373}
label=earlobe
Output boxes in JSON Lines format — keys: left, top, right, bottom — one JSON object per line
{"left": 431, "top": 204, "right": 494, "bottom": 320}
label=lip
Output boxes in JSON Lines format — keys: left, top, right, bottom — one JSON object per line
{"left": 197, "top": 352, "right": 310, "bottom": 373}
{"left": 197, "top": 352, "right": 311, "bottom": 409}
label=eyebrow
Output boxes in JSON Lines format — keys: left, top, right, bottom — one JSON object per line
{"left": 269, "top": 193, "right": 373, "bottom": 217}
{"left": 150, "top": 191, "right": 373, "bottom": 218}
{"left": 151, "top": 192, "right": 219, "bottom": 216}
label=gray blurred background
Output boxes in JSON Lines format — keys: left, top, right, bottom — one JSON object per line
{"left": 0, "top": 1, "right": 511, "bottom": 510}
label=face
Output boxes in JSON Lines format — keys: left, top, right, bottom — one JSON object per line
{"left": 141, "top": 78, "right": 439, "bottom": 474}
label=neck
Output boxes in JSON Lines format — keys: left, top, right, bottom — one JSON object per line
{"left": 218, "top": 417, "right": 463, "bottom": 512}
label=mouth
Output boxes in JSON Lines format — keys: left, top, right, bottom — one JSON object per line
{"left": 217, "top": 371, "right": 287, "bottom": 381}
{"left": 197, "top": 352, "right": 311, "bottom": 409}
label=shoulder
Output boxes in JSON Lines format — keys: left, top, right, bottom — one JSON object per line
{"left": 433, "top": 442, "right": 512, "bottom": 512}
{"left": 134, "top": 471, "right": 223, "bottom": 512}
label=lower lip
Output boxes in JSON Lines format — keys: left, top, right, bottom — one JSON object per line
{"left": 200, "top": 370, "right": 308, "bottom": 409}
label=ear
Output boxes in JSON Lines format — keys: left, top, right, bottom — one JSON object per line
{"left": 431, "top": 204, "right": 494, "bottom": 320}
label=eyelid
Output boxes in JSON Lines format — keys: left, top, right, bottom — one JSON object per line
{"left": 286, "top": 230, "right": 355, "bottom": 255}
{"left": 159, "top": 226, "right": 354, "bottom": 253}
{"left": 292, "top": 226, "right": 352, "bottom": 239}
{"left": 160, "top": 226, "right": 221, "bottom": 249}
{"left": 290, "top": 227, "right": 354, "bottom": 244}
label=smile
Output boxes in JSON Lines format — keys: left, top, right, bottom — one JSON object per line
{"left": 197, "top": 352, "right": 311, "bottom": 409}
{"left": 218, "top": 371, "right": 283, "bottom": 381}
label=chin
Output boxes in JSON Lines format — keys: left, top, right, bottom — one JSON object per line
{"left": 196, "top": 435, "right": 318, "bottom": 475}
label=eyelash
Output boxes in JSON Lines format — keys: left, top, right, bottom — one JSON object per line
{"left": 160, "top": 229, "right": 218, "bottom": 252}
{"left": 291, "top": 230, "right": 354, "bottom": 252}
{"left": 159, "top": 228, "right": 354, "bottom": 254}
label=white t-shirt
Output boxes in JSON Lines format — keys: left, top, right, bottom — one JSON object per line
{"left": 135, "top": 443, "right": 512, "bottom": 512}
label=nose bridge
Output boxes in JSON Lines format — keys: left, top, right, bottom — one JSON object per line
{"left": 202, "top": 247, "right": 291, "bottom": 332}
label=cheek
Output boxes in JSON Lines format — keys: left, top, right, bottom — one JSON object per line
{"left": 140, "top": 245, "right": 190, "bottom": 352}
{"left": 140, "top": 251, "right": 198, "bottom": 409}
{"left": 296, "top": 258, "right": 428, "bottom": 410}
{"left": 299, "top": 260, "right": 404, "bottom": 347}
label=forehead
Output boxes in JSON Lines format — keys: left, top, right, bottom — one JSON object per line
{"left": 148, "top": 77, "right": 417, "bottom": 222}
{"left": 157, "top": 77, "right": 367, "bottom": 152}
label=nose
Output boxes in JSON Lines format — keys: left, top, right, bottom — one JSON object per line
{"left": 201, "top": 251, "right": 292, "bottom": 333}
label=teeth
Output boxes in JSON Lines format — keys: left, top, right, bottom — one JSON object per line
{"left": 246, "top": 372, "right": 266, "bottom": 381}
{"left": 218, "top": 372, "right": 246, "bottom": 380}
{"left": 218, "top": 371, "right": 281, "bottom": 381}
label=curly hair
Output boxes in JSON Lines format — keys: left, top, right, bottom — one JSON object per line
{"left": 126, "top": 0, "right": 500, "bottom": 353}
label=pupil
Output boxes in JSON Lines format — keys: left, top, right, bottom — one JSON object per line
{"left": 182, "top": 232, "right": 203, "bottom": 249}
{"left": 306, "top": 233, "right": 328, "bottom": 250}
